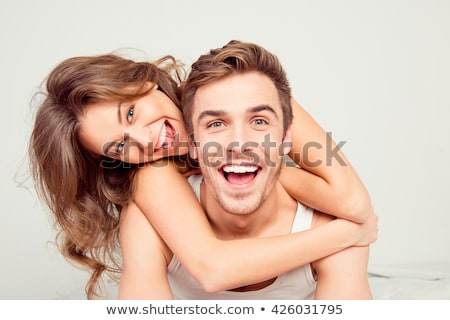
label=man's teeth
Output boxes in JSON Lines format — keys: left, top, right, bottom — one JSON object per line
{"left": 223, "top": 165, "right": 258, "bottom": 173}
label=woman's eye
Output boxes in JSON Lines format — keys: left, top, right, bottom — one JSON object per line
{"left": 127, "top": 106, "right": 134, "bottom": 122}
{"left": 116, "top": 140, "right": 126, "bottom": 155}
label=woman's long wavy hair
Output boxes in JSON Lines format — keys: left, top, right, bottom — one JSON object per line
{"left": 29, "top": 53, "right": 184, "bottom": 299}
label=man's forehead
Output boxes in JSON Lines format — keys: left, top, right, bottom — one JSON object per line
{"left": 192, "top": 72, "right": 281, "bottom": 115}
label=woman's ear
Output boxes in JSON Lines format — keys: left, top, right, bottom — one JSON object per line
{"left": 145, "top": 81, "right": 158, "bottom": 91}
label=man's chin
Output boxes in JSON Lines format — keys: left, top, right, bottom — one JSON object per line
{"left": 217, "top": 201, "right": 258, "bottom": 216}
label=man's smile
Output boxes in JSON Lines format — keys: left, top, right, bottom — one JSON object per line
{"left": 220, "top": 164, "right": 260, "bottom": 186}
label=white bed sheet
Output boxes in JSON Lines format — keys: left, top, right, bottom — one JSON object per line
{"left": 368, "top": 261, "right": 450, "bottom": 299}
{"left": 60, "top": 262, "right": 450, "bottom": 300}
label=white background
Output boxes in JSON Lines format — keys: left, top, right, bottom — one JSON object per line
{"left": 1, "top": 0, "right": 449, "bottom": 299}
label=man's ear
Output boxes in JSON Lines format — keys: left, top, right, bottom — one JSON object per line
{"left": 281, "top": 126, "right": 292, "bottom": 156}
{"left": 189, "top": 137, "right": 198, "bottom": 159}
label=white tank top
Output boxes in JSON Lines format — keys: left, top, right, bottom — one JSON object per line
{"left": 167, "top": 175, "right": 317, "bottom": 299}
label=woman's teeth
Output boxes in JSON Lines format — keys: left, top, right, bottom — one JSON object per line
{"left": 156, "top": 122, "right": 167, "bottom": 150}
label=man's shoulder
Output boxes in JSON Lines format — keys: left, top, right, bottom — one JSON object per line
{"left": 310, "top": 208, "right": 335, "bottom": 228}
{"left": 187, "top": 174, "right": 203, "bottom": 200}
{"left": 187, "top": 174, "right": 203, "bottom": 186}
{"left": 295, "top": 201, "right": 312, "bottom": 213}
{"left": 293, "top": 203, "right": 335, "bottom": 229}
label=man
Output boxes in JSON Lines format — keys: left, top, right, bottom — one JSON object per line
{"left": 118, "top": 40, "right": 374, "bottom": 299}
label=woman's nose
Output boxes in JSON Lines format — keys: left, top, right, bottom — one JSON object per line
{"left": 129, "top": 126, "right": 153, "bottom": 152}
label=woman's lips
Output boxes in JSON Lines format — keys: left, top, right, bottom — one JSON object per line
{"left": 155, "top": 120, "right": 176, "bottom": 151}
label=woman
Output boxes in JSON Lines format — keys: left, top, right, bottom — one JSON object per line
{"left": 29, "top": 50, "right": 375, "bottom": 299}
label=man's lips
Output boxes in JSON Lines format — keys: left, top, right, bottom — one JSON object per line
{"left": 221, "top": 164, "right": 260, "bottom": 185}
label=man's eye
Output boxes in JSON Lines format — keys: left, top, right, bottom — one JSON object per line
{"left": 253, "top": 118, "right": 268, "bottom": 125}
{"left": 207, "top": 121, "right": 224, "bottom": 128}
{"left": 127, "top": 106, "right": 135, "bottom": 122}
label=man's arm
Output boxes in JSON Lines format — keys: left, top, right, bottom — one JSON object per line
{"left": 118, "top": 200, "right": 174, "bottom": 299}
{"left": 313, "top": 246, "right": 371, "bottom": 299}
{"left": 311, "top": 211, "right": 372, "bottom": 299}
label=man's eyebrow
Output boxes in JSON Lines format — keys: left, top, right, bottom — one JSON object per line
{"left": 117, "top": 102, "right": 123, "bottom": 125}
{"left": 197, "top": 109, "right": 226, "bottom": 124}
{"left": 247, "top": 104, "right": 278, "bottom": 118}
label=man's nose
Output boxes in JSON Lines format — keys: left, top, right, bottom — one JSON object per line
{"left": 226, "top": 126, "right": 256, "bottom": 155}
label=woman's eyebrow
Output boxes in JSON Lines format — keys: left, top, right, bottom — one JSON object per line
{"left": 117, "top": 102, "right": 123, "bottom": 124}
{"left": 102, "top": 141, "right": 116, "bottom": 156}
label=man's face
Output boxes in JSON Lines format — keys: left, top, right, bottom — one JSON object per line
{"left": 191, "top": 71, "right": 291, "bottom": 215}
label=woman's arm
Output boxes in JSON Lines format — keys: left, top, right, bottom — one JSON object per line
{"left": 118, "top": 201, "right": 173, "bottom": 299}
{"left": 280, "top": 98, "right": 372, "bottom": 223}
{"left": 132, "top": 160, "right": 377, "bottom": 293}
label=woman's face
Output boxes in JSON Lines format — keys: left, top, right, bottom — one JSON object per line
{"left": 78, "top": 85, "right": 189, "bottom": 164}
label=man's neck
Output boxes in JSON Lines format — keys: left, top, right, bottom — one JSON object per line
{"left": 200, "top": 181, "right": 297, "bottom": 240}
